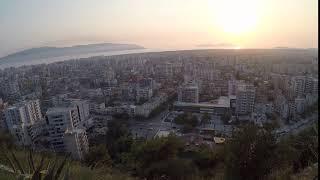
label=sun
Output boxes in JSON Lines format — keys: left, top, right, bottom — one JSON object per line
{"left": 210, "top": 0, "right": 260, "bottom": 34}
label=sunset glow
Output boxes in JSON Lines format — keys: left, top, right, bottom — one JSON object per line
{"left": 212, "top": 0, "right": 260, "bottom": 34}
{"left": 0, "top": 0, "right": 317, "bottom": 56}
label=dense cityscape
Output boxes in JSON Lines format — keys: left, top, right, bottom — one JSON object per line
{"left": 0, "top": 48, "right": 318, "bottom": 179}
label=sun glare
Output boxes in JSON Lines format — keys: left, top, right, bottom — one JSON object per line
{"left": 211, "top": 0, "right": 260, "bottom": 35}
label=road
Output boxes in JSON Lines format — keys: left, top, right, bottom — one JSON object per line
{"left": 128, "top": 109, "right": 171, "bottom": 139}
{"left": 128, "top": 109, "right": 317, "bottom": 140}
{"left": 276, "top": 113, "right": 318, "bottom": 138}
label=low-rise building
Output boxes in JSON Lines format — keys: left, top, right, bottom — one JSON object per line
{"left": 178, "top": 83, "right": 199, "bottom": 103}
{"left": 135, "top": 94, "right": 168, "bottom": 117}
{"left": 173, "top": 96, "right": 230, "bottom": 115}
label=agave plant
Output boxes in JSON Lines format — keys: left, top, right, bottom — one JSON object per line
{"left": 0, "top": 147, "right": 70, "bottom": 180}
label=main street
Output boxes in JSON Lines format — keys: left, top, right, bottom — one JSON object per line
{"left": 127, "top": 107, "right": 318, "bottom": 140}
{"left": 128, "top": 109, "right": 171, "bottom": 139}
{"left": 276, "top": 113, "right": 318, "bottom": 139}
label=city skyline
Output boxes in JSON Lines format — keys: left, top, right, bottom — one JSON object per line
{"left": 0, "top": 0, "right": 318, "bottom": 57}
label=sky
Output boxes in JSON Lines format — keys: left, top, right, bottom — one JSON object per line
{"left": 0, "top": 0, "right": 318, "bottom": 57}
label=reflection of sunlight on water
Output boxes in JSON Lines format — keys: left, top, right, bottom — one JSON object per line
{"left": 0, "top": 47, "right": 248, "bottom": 69}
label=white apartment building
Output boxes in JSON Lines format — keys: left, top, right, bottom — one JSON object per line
{"left": 135, "top": 94, "right": 168, "bottom": 117}
{"left": 265, "top": 103, "right": 274, "bottom": 115}
{"left": 228, "top": 80, "right": 244, "bottom": 96}
{"left": 64, "top": 128, "right": 89, "bottom": 160}
{"left": 274, "top": 93, "right": 286, "bottom": 114}
{"left": 305, "top": 76, "right": 314, "bottom": 94}
{"left": 288, "top": 101, "right": 297, "bottom": 120}
{"left": 4, "top": 100, "right": 43, "bottom": 146}
{"left": 280, "top": 103, "right": 289, "bottom": 119}
{"left": 69, "top": 99, "right": 90, "bottom": 122}
{"left": 290, "top": 76, "right": 306, "bottom": 97}
{"left": 295, "top": 98, "right": 306, "bottom": 114}
{"left": 4, "top": 106, "right": 31, "bottom": 145}
{"left": 235, "top": 83, "right": 256, "bottom": 115}
{"left": 178, "top": 84, "right": 199, "bottom": 103}
{"left": 136, "top": 87, "right": 153, "bottom": 102}
{"left": 52, "top": 98, "right": 90, "bottom": 128}
{"left": 312, "top": 78, "right": 318, "bottom": 95}
{"left": 46, "top": 107, "right": 81, "bottom": 153}
{"left": 105, "top": 105, "right": 136, "bottom": 117}
{"left": 24, "top": 100, "right": 43, "bottom": 124}
{"left": 156, "top": 63, "right": 173, "bottom": 77}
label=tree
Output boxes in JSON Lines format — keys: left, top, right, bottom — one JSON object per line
{"left": 201, "top": 113, "right": 210, "bottom": 126}
{"left": 271, "top": 123, "right": 318, "bottom": 176}
{"left": 225, "top": 123, "right": 277, "bottom": 180}
{"left": 182, "top": 124, "right": 193, "bottom": 133}
{"left": 267, "top": 95, "right": 275, "bottom": 101}
{"left": 174, "top": 113, "right": 187, "bottom": 125}
{"left": 84, "top": 144, "right": 112, "bottom": 169}
{"left": 112, "top": 113, "right": 130, "bottom": 121}
{"left": 106, "top": 119, "right": 132, "bottom": 162}
{"left": 144, "top": 158, "right": 198, "bottom": 180}
{"left": 221, "top": 110, "right": 232, "bottom": 124}
{"left": 290, "top": 125, "right": 318, "bottom": 172}
{"left": 193, "top": 145, "right": 224, "bottom": 177}
{"left": 133, "top": 135, "right": 184, "bottom": 178}
{"left": 0, "top": 131, "right": 14, "bottom": 149}
{"left": 174, "top": 113, "right": 198, "bottom": 128}
{"left": 190, "top": 115, "right": 199, "bottom": 127}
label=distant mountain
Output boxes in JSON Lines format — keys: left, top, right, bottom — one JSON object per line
{"left": 196, "top": 43, "right": 237, "bottom": 48}
{"left": 272, "top": 47, "right": 312, "bottom": 50}
{"left": 0, "top": 43, "right": 144, "bottom": 64}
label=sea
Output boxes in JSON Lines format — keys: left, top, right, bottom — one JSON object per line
{"left": 0, "top": 48, "right": 170, "bottom": 69}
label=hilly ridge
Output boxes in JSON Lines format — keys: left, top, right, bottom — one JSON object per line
{"left": 0, "top": 43, "right": 144, "bottom": 65}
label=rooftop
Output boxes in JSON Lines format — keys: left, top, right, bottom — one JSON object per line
{"left": 46, "top": 107, "right": 75, "bottom": 114}
{"left": 155, "top": 130, "right": 171, "bottom": 138}
{"left": 175, "top": 96, "right": 230, "bottom": 108}
{"left": 214, "top": 137, "right": 226, "bottom": 144}
{"left": 174, "top": 101, "right": 229, "bottom": 108}
{"left": 65, "top": 128, "right": 86, "bottom": 135}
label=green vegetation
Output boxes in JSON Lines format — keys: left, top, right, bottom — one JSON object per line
{"left": 148, "top": 102, "right": 167, "bottom": 118}
{"left": 2, "top": 149, "right": 70, "bottom": 180}
{"left": 101, "top": 120, "right": 318, "bottom": 179}
{"left": 105, "top": 119, "right": 133, "bottom": 163}
{"left": 303, "top": 101, "right": 318, "bottom": 117}
{"left": 0, "top": 147, "right": 134, "bottom": 180}
{"left": 225, "top": 122, "right": 318, "bottom": 180}
{"left": 200, "top": 113, "right": 210, "bottom": 126}
{"left": 225, "top": 123, "right": 277, "bottom": 180}
{"left": 174, "top": 113, "right": 198, "bottom": 127}
{"left": 149, "top": 93, "right": 177, "bottom": 118}
{"left": 112, "top": 113, "right": 130, "bottom": 121}
{"left": 221, "top": 110, "right": 232, "bottom": 124}
{"left": 83, "top": 144, "right": 112, "bottom": 169}
{"left": 1, "top": 119, "right": 318, "bottom": 179}
{"left": 174, "top": 113, "right": 199, "bottom": 133}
